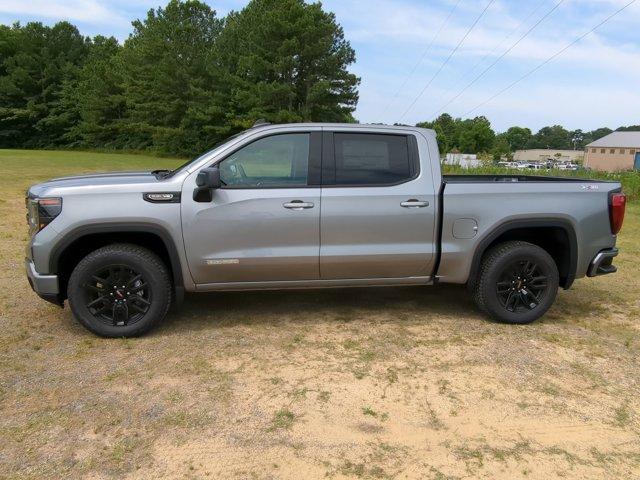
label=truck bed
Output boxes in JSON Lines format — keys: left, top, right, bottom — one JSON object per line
{"left": 442, "top": 174, "right": 614, "bottom": 183}
{"left": 436, "top": 174, "right": 620, "bottom": 286}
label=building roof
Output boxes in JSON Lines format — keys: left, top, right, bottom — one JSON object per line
{"left": 586, "top": 131, "right": 640, "bottom": 148}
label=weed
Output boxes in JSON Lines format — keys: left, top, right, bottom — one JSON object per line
{"left": 613, "top": 402, "right": 631, "bottom": 427}
{"left": 362, "top": 406, "right": 377, "bottom": 417}
{"left": 270, "top": 408, "right": 296, "bottom": 430}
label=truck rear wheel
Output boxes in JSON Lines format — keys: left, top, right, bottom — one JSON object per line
{"left": 473, "top": 241, "right": 559, "bottom": 324}
{"left": 67, "top": 244, "right": 172, "bottom": 337}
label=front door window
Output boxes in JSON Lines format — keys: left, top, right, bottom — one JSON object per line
{"left": 219, "top": 134, "right": 310, "bottom": 188}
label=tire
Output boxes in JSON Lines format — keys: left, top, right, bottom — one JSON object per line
{"left": 473, "top": 241, "right": 559, "bottom": 324}
{"left": 67, "top": 244, "right": 172, "bottom": 337}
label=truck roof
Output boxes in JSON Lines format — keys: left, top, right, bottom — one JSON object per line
{"left": 248, "top": 122, "right": 434, "bottom": 135}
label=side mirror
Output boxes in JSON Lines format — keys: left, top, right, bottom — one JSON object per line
{"left": 196, "top": 166, "right": 221, "bottom": 189}
{"left": 193, "top": 166, "right": 221, "bottom": 202}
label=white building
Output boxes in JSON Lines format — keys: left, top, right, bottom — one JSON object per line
{"left": 443, "top": 153, "right": 480, "bottom": 168}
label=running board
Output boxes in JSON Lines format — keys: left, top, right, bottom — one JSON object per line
{"left": 195, "top": 276, "right": 434, "bottom": 292}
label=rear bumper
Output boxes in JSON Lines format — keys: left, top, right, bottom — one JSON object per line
{"left": 25, "top": 258, "right": 63, "bottom": 306}
{"left": 587, "top": 248, "right": 618, "bottom": 277}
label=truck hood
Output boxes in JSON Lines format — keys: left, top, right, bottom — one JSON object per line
{"left": 28, "top": 171, "right": 162, "bottom": 197}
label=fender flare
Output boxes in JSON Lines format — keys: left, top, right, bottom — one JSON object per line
{"left": 49, "top": 222, "right": 185, "bottom": 304}
{"left": 467, "top": 218, "right": 578, "bottom": 290}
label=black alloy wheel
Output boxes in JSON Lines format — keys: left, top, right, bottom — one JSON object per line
{"left": 68, "top": 244, "right": 171, "bottom": 337}
{"left": 495, "top": 259, "right": 549, "bottom": 313}
{"left": 84, "top": 265, "right": 151, "bottom": 326}
{"left": 473, "top": 241, "right": 559, "bottom": 324}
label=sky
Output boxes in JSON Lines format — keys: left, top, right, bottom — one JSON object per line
{"left": 1, "top": 0, "right": 639, "bottom": 132}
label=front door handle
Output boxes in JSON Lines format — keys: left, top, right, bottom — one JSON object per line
{"left": 283, "top": 200, "right": 315, "bottom": 210}
{"left": 400, "top": 199, "right": 429, "bottom": 208}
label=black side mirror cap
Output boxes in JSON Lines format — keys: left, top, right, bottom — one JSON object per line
{"left": 194, "top": 166, "right": 221, "bottom": 202}
{"left": 195, "top": 166, "right": 221, "bottom": 189}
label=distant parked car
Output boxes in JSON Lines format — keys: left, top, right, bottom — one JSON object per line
{"left": 557, "top": 162, "right": 579, "bottom": 171}
{"left": 528, "top": 163, "right": 547, "bottom": 171}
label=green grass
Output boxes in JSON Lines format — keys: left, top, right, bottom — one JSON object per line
{"left": 0, "top": 149, "right": 183, "bottom": 186}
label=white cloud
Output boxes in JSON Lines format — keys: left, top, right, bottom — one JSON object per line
{"left": 333, "top": 0, "right": 640, "bottom": 127}
{"left": 0, "top": 0, "right": 129, "bottom": 25}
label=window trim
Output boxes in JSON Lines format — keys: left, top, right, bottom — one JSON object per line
{"left": 209, "top": 131, "right": 322, "bottom": 190}
{"left": 321, "top": 131, "right": 420, "bottom": 188}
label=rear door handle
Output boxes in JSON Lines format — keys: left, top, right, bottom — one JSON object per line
{"left": 283, "top": 200, "right": 314, "bottom": 210}
{"left": 400, "top": 199, "right": 429, "bottom": 208}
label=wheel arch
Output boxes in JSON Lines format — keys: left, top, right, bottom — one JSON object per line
{"left": 50, "top": 223, "right": 185, "bottom": 303}
{"left": 468, "top": 219, "right": 578, "bottom": 290}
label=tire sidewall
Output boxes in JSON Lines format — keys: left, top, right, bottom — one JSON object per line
{"left": 481, "top": 244, "right": 559, "bottom": 324}
{"left": 68, "top": 248, "right": 170, "bottom": 337}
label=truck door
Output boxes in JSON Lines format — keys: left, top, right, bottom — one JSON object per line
{"left": 320, "top": 131, "right": 437, "bottom": 279}
{"left": 181, "top": 131, "right": 321, "bottom": 285}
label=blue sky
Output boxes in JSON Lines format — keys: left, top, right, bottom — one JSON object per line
{"left": 1, "top": 0, "right": 638, "bottom": 132}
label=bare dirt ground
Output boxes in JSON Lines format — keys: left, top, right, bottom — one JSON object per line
{"left": 1, "top": 151, "right": 639, "bottom": 479}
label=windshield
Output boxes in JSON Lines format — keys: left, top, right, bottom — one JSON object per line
{"left": 161, "top": 130, "right": 247, "bottom": 178}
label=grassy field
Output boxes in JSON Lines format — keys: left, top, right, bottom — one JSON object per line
{"left": 1, "top": 149, "right": 639, "bottom": 479}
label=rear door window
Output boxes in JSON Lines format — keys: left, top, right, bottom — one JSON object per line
{"left": 333, "top": 133, "right": 413, "bottom": 186}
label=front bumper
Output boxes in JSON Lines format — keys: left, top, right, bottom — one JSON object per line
{"left": 587, "top": 248, "right": 619, "bottom": 277}
{"left": 25, "top": 258, "right": 63, "bottom": 306}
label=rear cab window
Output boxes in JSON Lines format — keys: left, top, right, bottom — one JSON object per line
{"left": 323, "top": 132, "right": 418, "bottom": 186}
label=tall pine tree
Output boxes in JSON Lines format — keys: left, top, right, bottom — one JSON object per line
{"left": 119, "top": 0, "right": 224, "bottom": 154}
{"left": 216, "top": 0, "right": 360, "bottom": 128}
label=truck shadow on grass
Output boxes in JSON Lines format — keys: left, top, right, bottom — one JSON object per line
{"left": 159, "top": 284, "right": 486, "bottom": 333}
{"left": 156, "top": 279, "right": 620, "bottom": 335}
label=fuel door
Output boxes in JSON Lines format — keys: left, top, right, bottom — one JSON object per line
{"left": 453, "top": 218, "right": 478, "bottom": 239}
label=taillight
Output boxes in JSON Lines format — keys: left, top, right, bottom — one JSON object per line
{"left": 609, "top": 193, "right": 626, "bottom": 235}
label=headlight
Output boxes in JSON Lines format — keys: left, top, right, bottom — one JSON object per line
{"left": 26, "top": 197, "right": 62, "bottom": 235}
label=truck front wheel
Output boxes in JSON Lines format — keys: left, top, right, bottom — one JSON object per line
{"left": 67, "top": 244, "right": 172, "bottom": 337}
{"left": 473, "top": 241, "right": 559, "bottom": 324}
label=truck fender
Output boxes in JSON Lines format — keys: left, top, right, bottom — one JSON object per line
{"left": 49, "top": 222, "right": 185, "bottom": 304}
{"left": 466, "top": 218, "right": 578, "bottom": 290}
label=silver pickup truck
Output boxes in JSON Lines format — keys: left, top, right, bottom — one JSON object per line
{"left": 25, "top": 123, "right": 626, "bottom": 337}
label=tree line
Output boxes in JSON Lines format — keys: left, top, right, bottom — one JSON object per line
{"left": 1, "top": 0, "right": 637, "bottom": 158}
{"left": 0, "top": 0, "right": 359, "bottom": 157}
{"left": 418, "top": 114, "right": 640, "bottom": 160}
